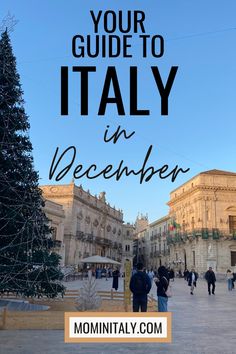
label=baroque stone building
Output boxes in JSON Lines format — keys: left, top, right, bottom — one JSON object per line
{"left": 133, "top": 215, "right": 149, "bottom": 266}
{"left": 122, "top": 223, "right": 135, "bottom": 270}
{"left": 133, "top": 215, "right": 171, "bottom": 270}
{"left": 132, "top": 169, "right": 236, "bottom": 275}
{"left": 148, "top": 215, "right": 170, "bottom": 270}
{"left": 41, "top": 182, "right": 133, "bottom": 268}
{"left": 167, "top": 169, "right": 236, "bottom": 274}
{"left": 41, "top": 169, "right": 236, "bottom": 275}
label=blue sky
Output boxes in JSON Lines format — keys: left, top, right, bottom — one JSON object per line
{"left": 1, "top": 0, "right": 236, "bottom": 223}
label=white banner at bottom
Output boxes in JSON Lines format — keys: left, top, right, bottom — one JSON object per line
{"left": 64, "top": 312, "right": 172, "bottom": 343}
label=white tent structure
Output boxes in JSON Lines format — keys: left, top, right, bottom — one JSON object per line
{"left": 79, "top": 255, "right": 121, "bottom": 265}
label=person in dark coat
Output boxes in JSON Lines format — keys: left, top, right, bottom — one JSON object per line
{"left": 95, "top": 268, "right": 99, "bottom": 279}
{"left": 169, "top": 269, "right": 175, "bottom": 282}
{"left": 205, "top": 267, "right": 216, "bottom": 295}
{"left": 187, "top": 268, "right": 198, "bottom": 295}
{"left": 112, "top": 267, "right": 120, "bottom": 291}
{"left": 184, "top": 269, "right": 190, "bottom": 281}
{"left": 130, "top": 262, "right": 151, "bottom": 312}
{"left": 154, "top": 266, "right": 169, "bottom": 312}
{"left": 232, "top": 273, "right": 236, "bottom": 289}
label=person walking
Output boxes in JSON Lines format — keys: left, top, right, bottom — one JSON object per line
{"left": 226, "top": 269, "right": 233, "bottom": 291}
{"left": 129, "top": 262, "right": 151, "bottom": 312}
{"left": 148, "top": 269, "right": 154, "bottom": 285}
{"left": 232, "top": 272, "right": 236, "bottom": 289}
{"left": 154, "top": 266, "right": 169, "bottom": 312}
{"left": 112, "top": 267, "right": 120, "bottom": 291}
{"left": 95, "top": 267, "right": 99, "bottom": 279}
{"left": 169, "top": 268, "right": 175, "bottom": 282}
{"left": 205, "top": 267, "right": 216, "bottom": 295}
{"left": 187, "top": 268, "right": 198, "bottom": 295}
{"left": 105, "top": 267, "right": 108, "bottom": 281}
{"left": 96, "top": 267, "right": 102, "bottom": 279}
{"left": 184, "top": 269, "right": 190, "bottom": 281}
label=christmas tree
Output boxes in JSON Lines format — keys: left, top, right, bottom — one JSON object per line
{"left": 0, "top": 29, "right": 65, "bottom": 297}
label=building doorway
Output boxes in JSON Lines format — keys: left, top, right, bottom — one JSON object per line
{"left": 231, "top": 251, "right": 236, "bottom": 267}
{"left": 101, "top": 246, "right": 105, "bottom": 257}
{"left": 184, "top": 249, "right": 187, "bottom": 270}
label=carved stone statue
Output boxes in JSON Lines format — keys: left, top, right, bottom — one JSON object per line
{"left": 98, "top": 191, "right": 106, "bottom": 202}
{"left": 208, "top": 243, "right": 214, "bottom": 258}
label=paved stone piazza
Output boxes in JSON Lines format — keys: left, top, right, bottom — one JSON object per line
{"left": 0, "top": 278, "right": 236, "bottom": 354}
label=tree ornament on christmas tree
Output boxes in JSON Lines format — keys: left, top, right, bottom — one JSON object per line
{"left": 0, "top": 12, "right": 18, "bottom": 34}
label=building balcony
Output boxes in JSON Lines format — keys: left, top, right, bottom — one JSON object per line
{"left": 150, "top": 234, "right": 163, "bottom": 242}
{"left": 166, "top": 228, "right": 236, "bottom": 245}
{"left": 102, "top": 237, "right": 111, "bottom": 246}
{"left": 85, "top": 233, "right": 94, "bottom": 242}
{"left": 76, "top": 232, "right": 95, "bottom": 242}
{"left": 94, "top": 237, "right": 107, "bottom": 246}
{"left": 76, "top": 231, "right": 85, "bottom": 240}
{"left": 156, "top": 233, "right": 161, "bottom": 240}
{"left": 76, "top": 233, "right": 116, "bottom": 246}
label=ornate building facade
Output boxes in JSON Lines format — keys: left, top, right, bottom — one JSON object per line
{"left": 167, "top": 170, "right": 236, "bottom": 274}
{"left": 132, "top": 169, "right": 236, "bottom": 275}
{"left": 41, "top": 182, "right": 133, "bottom": 268}
{"left": 122, "top": 223, "right": 135, "bottom": 271}
{"left": 148, "top": 216, "right": 170, "bottom": 270}
{"left": 133, "top": 215, "right": 149, "bottom": 266}
{"left": 41, "top": 169, "right": 236, "bottom": 275}
{"left": 133, "top": 215, "right": 171, "bottom": 270}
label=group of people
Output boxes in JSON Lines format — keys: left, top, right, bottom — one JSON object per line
{"left": 92, "top": 263, "right": 235, "bottom": 313}
{"left": 129, "top": 264, "right": 236, "bottom": 313}
{"left": 226, "top": 269, "right": 236, "bottom": 291}
{"left": 92, "top": 267, "right": 120, "bottom": 286}
{"left": 87, "top": 266, "right": 121, "bottom": 290}
{"left": 183, "top": 267, "right": 216, "bottom": 295}
{"left": 129, "top": 263, "right": 170, "bottom": 312}
{"left": 184, "top": 266, "right": 236, "bottom": 295}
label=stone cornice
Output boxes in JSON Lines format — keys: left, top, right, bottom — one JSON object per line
{"left": 149, "top": 215, "right": 170, "bottom": 227}
{"left": 168, "top": 185, "right": 236, "bottom": 206}
{"left": 170, "top": 169, "right": 236, "bottom": 194}
{"left": 44, "top": 196, "right": 123, "bottom": 226}
{"left": 41, "top": 185, "right": 123, "bottom": 223}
